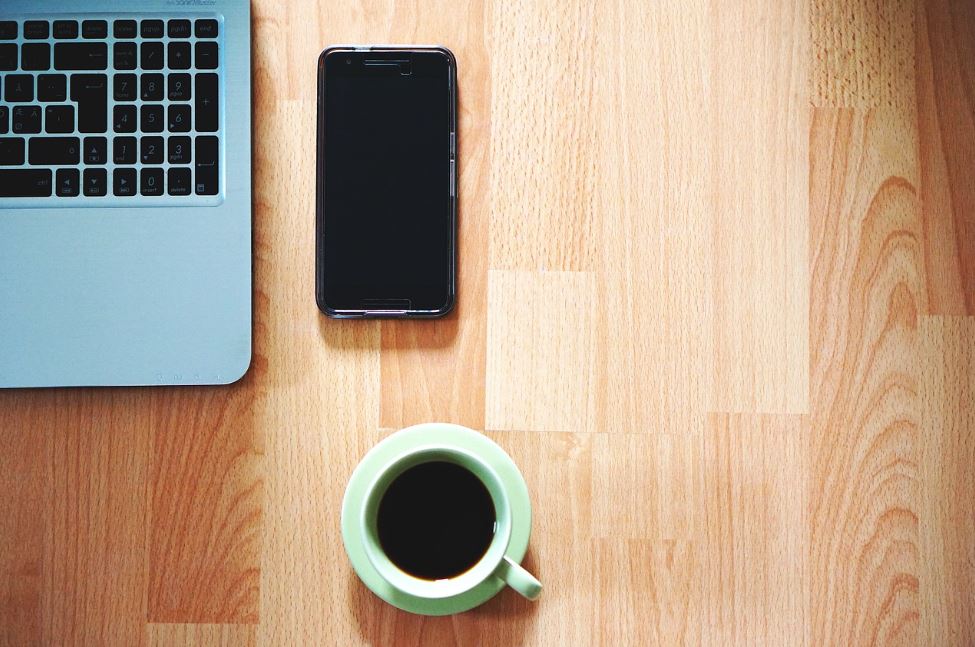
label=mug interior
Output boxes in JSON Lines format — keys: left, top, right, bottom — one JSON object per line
{"left": 360, "top": 446, "right": 512, "bottom": 599}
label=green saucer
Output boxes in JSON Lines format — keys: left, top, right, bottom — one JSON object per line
{"left": 341, "top": 423, "right": 533, "bottom": 616}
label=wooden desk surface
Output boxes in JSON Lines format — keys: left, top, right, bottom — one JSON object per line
{"left": 2, "top": 1, "right": 973, "bottom": 645}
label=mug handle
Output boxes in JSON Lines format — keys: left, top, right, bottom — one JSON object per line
{"left": 495, "top": 555, "right": 542, "bottom": 600}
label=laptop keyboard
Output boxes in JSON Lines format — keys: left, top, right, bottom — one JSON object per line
{"left": 0, "top": 15, "right": 221, "bottom": 205}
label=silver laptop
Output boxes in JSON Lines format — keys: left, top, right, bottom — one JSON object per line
{"left": 0, "top": 0, "right": 251, "bottom": 387}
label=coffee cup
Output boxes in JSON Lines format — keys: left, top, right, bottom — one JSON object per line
{"left": 342, "top": 423, "right": 541, "bottom": 615}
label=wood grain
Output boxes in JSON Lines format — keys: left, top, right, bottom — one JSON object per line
{"left": 919, "top": 316, "right": 975, "bottom": 646}
{"left": 0, "top": 0, "right": 973, "bottom": 645}
{"left": 916, "top": 0, "right": 975, "bottom": 314}
{"left": 808, "top": 106, "right": 923, "bottom": 645}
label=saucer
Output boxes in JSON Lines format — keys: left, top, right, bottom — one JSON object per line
{"left": 341, "top": 423, "right": 532, "bottom": 616}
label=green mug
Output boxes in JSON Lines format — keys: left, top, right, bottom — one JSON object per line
{"left": 342, "top": 423, "right": 542, "bottom": 615}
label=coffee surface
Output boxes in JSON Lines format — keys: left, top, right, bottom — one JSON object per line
{"left": 377, "top": 461, "right": 496, "bottom": 580}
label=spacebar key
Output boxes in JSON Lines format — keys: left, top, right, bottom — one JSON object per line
{"left": 0, "top": 169, "right": 53, "bottom": 197}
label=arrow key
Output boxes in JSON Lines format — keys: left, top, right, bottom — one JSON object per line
{"left": 114, "top": 168, "right": 136, "bottom": 196}
{"left": 56, "top": 168, "right": 79, "bottom": 197}
{"left": 83, "top": 136, "right": 106, "bottom": 164}
{"left": 83, "top": 168, "right": 106, "bottom": 196}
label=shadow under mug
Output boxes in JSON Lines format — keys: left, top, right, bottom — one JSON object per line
{"left": 360, "top": 446, "right": 542, "bottom": 601}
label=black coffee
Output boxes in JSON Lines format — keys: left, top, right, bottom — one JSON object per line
{"left": 377, "top": 461, "right": 496, "bottom": 580}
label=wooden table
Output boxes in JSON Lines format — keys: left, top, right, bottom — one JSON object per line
{"left": 2, "top": 1, "right": 973, "bottom": 645}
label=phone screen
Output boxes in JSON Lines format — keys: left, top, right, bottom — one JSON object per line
{"left": 318, "top": 49, "right": 455, "bottom": 315}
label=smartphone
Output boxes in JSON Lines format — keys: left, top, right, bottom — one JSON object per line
{"left": 316, "top": 46, "right": 457, "bottom": 318}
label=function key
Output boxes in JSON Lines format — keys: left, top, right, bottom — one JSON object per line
{"left": 24, "top": 21, "right": 50, "bottom": 40}
{"left": 114, "top": 20, "right": 137, "bottom": 39}
{"left": 82, "top": 20, "right": 107, "bottom": 39}
{"left": 141, "top": 19, "right": 164, "bottom": 38}
{"left": 168, "top": 19, "right": 191, "bottom": 38}
{"left": 0, "top": 21, "right": 17, "bottom": 40}
{"left": 114, "top": 42, "right": 136, "bottom": 70}
{"left": 53, "top": 20, "right": 79, "bottom": 39}
{"left": 195, "top": 19, "right": 218, "bottom": 38}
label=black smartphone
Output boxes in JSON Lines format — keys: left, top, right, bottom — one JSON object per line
{"left": 316, "top": 46, "right": 457, "bottom": 318}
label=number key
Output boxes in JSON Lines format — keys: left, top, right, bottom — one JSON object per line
{"left": 168, "top": 105, "right": 191, "bottom": 132}
{"left": 168, "top": 73, "right": 191, "bottom": 101}
{"left": 141, "top": 168, "right": 163, "bottom": 196}
{"left": 114, "top": 105, "right": 136, "bottom": 133}
{"left": 114, "top": 74, "right": 136, "bottom": 101}
{"left": 141, "top": 73, "right": 163, "bottom": 101}
{"left": 141, "top": 105, "right": 164, "bottom": 133}
{"left": 168, "top": 136, "right": 191, "bottom": 164}
{"left": 114, "top": 136, "right": 136, "bottom": 164}
{"left": 141, "top": 136, "right": 163, "bottom": 164}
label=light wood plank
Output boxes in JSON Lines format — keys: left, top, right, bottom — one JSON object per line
{"left": 808, "top": 106, "right": 923, "bottom": 645}
{"left": 916, "top": 0, "right": 975, "bottom": 314}
{"left": 919, "top": 316, "right": 975, "bottom": 646}
{"left": 702, "top": 414, "right": 808, "bottom": 647}
{"left": 487, "top": 0, "right": 598, "bottom": 271}
{"left": 485, "top": 271, "right": 596, "bottom": 432}
{"left": 593, "top": 0, "right": 714, "bottom": 435}
{"left": 148, "top": 623, "right": 257, "bottom": 647}
{"left": 710, "top": 0, "right": 810, "bottom": 414}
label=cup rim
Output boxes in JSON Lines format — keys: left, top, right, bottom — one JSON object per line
{"left": 359, "top": 445, "right": 512, "bottom": 599}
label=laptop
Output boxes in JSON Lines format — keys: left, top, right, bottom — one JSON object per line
{"left": 0, "top": 0, "right": 251, "bottom": 387}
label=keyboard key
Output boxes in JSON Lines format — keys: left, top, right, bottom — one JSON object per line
{"left": 4, "top": 75, "right": 32, "bottom": 102}
{"left": 168, "top": 42, "right": 191, "bottom": 70}
{"left": 37, "top": 74, "right": 67, "bottom": 102}
{"left": 56, "top": 168, "right": 79, "bottom": 196}
{"left": 114, "top": 74, "right": 137, "bottom": 101}
{"left": 141, "top": 20, "right": 164, "bottom": 38}
{"left": 44, "top": 105, "right": 74, "bottom": 133}
{"left": 70, "top": 74, "right": 107, "bottom": 132}
{"left": 168, "top": 167, "right": 191, "bottom": 195}
{"left": 195, "top": 42, "right": 219, "bottom": 70}
{"left": 114, "top": 168, "right": 136, "bottom": 196}
{"left": 0, "top": 21, "right": 17, "bottom": 40}
{"left": 22, "top": 43, "right": 51, "bottom": 71}
{"left": 113, "top": 105, "right": 136, "bottom": 132}
{"left": 114, "top": 20, "right": 137, "bottom": 39}
{"left": 28, "top": 136, "right": 80, "bottom": 165}
{"left": 82, "top": 20, "right": 107, "bottom": 39}
{"left": 195, "top": 136, "right": 218, "bottom": 195}
{"left": 55, "top": 43, "right": 107, "bottom": 70}
{"left": 195, "top": 19, "right": 218, "bottom": 38}
{"left": 141, "top": 73, "right": 163, "bottom": 101}
{"left": 168, "top": 73, "right": 191, "bottom": 101}
{"left": 141, "top": 42, "right": 163, "bottom": 70}
{"left": 53, "top": 21, "right": 79, "bottom": 40}
{"left": 0, "top": 169, "right": 52, "bottom": 196}
{"left": 114, "top": 42, "right": 136, "bottom": 70}
{"left": 0, "top": 107, "right": 7, "bottom": 134}
{"left": 141, "top": 168, "right": 163, "bottom": 196}
{"left": 141, "top": 136, "right": 163, "bottom": 164}
{"left": 168, "top": 105, "right": 191, "bottom": 132}
{"left": 168, "top": 19, "right": 191, "bottom": 38}
{"left": 195, "top": 73, "right": 218, "bottom": 132}
{"left": 168, "top": 136, "right": 191, "bottom": 164}
{"left": 0, "top": 44, "right": 17, "bottom": 71}
{"left": 83, "top": 168, "right": 106, "bottom": 196}
{"left": 12, "top": 106, "right": 41, "bottom": 134}
{"left": 83, "top": 137, "right": 107, "bottom": 164}
{"left": 113, "top": 136, "right": 136, "bottom": 164}
{"left": 0, "top": 138, "right": 25, "bottom": 165}
{"left": 24, "top": 21, "right": 50, "bottom": 40}
{"left": 141, "top": 105, "right": 164, "bottom": 133}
